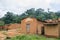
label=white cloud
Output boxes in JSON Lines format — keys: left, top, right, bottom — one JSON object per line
{"left": 49, "top": 0, "right": 60, "bottom": 11}
{"left": 0, "top": 0, "right": 60, "bottom": 18}
{"left": 0, "top": 10, "right": 7, "bottom": 18}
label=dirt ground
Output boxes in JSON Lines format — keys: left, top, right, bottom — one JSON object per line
{"left": 0, "top": 28, "right": 21, "bottom": 40}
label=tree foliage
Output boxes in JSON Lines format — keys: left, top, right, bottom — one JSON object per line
{"left": 0, "top": 8, "right": 60, "bottom": 24}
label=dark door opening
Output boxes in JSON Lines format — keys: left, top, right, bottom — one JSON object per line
{"left": 41, "top": 27, "right": 45, "bottom": 35}
{"left": 36, "top": 27, "right": 38, "bottom": 34}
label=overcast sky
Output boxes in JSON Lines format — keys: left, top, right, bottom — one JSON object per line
{"left": 0, "top": 0, "right": 60, "bottom": 18}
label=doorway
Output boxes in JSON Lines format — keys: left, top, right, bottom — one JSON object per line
{"left": 26, "top": 24, "right": 30, "bottom": 34}
{"left": 41, "top": 27, "right": 45, "bottom": 35}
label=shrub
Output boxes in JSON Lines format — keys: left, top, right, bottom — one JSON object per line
{"left": 0, "top": 21, "right": 5, "bottom": 26}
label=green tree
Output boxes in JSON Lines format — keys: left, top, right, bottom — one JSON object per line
{"left": 12, "top": 15, "right": 21, "bottom": 23}
{"left": 3, "top": 12, "right": 14, "bottom": 24}
{"left": 1, "top": 8, "right": 60, "bottom": 25}
{"left": 55, "top": 11, "right": 60, "bottom": 18}
{"left": 35, "top": 8, "right": 46, "bottom": 21}
{"left": 25, "top": 8, "right": 36, "bottom": 17}
{"left": 49, "top": 12, "right": 58, "bottom": 20}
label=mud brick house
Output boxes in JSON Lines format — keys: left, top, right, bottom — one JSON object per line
{"left": 1, "top": 17, "right": 60, "bottom": 38}
{"left": 21, "top": 17, "right": 44, "bottom": 34}
{"left": 20, "top": 17, "right": 60, "bottom": 37}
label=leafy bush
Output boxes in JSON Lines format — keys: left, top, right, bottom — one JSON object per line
{"left": 0, "top": 21, "right": 5, "bottom": 26}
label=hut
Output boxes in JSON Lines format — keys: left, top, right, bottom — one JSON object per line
{"left": 20, "top": 17, "right": 44, "bottom": 34}
{"left": 44, "top": 23, "right": 59, "bottom": 38}
{"left": 20, "top": 17, "right": 60, "bottom": 38}
{"left": 44, "top": 19, "right": 60, "bottom": 38}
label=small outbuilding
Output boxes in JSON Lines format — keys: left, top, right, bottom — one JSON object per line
{"left": 44, "top": 23, "right": 59, "bottom": 38}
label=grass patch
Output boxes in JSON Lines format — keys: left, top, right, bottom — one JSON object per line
{"left": 6, "top": 34, "right": 59, "bottom": 40}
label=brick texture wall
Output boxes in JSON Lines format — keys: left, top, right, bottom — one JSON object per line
{"left": 4, "top": 23, "right": 21, "bottom": 30}
{"left": 44, "top": 24, "right": 59, "bottom": 37}
{"left": 21, "top": 18, "right": 39, "bottom": 34}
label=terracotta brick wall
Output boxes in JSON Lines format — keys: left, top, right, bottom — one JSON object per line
{"left": 45, "top": 25, "right": 59, "bottom": 37}
{"left": 21, "top": 18, "right": 38, "bottom": 34}
{"left": 37, "top": 21, "right": 44, "bottom": 34}
{"left": 4, "top": 25, "right": 9, "bottom": 30}
{"left": 0, "top": 26, "right": 3, "bottom": 30}
{"left": 58, "top": 22, "right": 60, "bottom": 37}
{"left": 4, "top": 23, "right": 21, "bottom": 30}
{"left": 8, "top": 24, "right": 21, "bottom": 30}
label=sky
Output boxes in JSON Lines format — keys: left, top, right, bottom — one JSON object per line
{"left": 0, "top": 0, "right": 60, "bottom": 18}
